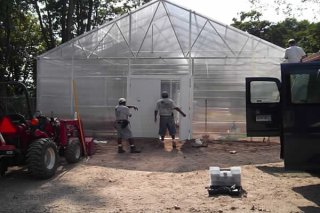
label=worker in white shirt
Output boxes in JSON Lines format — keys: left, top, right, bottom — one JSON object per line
{"left": 284, "top": 39, "right": 306, "bottom": 63}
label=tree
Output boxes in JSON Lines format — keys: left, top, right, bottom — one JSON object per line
{"left": 248, "top": 0, "right": 320, "bottom": 21}
{"left": 0, "top": 0, "right": 151, "bottom": 91}
{"left": 231, "top": 10, "right": 319, "bottom": 54}
{"left": 0, "top": 0, "right": 44, "bottom": 90}
{"left": 231, "top": 10, "right": 272, "bottom": 39}
{"left": 30, "top": 0, "right": 152, "bottom": 49}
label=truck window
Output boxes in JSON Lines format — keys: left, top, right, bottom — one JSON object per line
{"left": 290, "top": 72, "right": 320, "bottom": 104}
{"left": 250, "top": 81, "right": 280, "bottom": 103}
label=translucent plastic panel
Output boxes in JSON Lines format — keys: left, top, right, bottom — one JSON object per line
{"left": 164, "top": 1, "right": 190, "bottom": 54}
{"left": 77, "top": 30, "right": 99, "bottom": 55}
{"left": 251, "top": 39, "right": 284, "bottom": 58}
{"left": 74, "top": 76, "right": 127, "bottom": 136}
{"left": 138, "top": 1, "right": 183, "bottom": 57}
{"left": 130, "top": 58, "right": 189, "bottom": 75}
{"left": 78, "top": 106, "right": 117, "bottom": 136}
{"left": 190, "top": 13, "right": 207, "bottom": 54}
{"left": 72, "top": 59, "right": 129, "bottom": 77}
{"left": 61, "top": 43, "right": 76, "bottom": 59}
{"left": 38, "top": 77, "right": 71, "bottom": 97}
{"left": 223, "top": 28, "right": 253, "bottom": 57}
{"left": 94, "top": 22, "right": 132, "bottom": 58}
{"left": 37, "top": 95, "right": 72, "bottom": 118}
{"left": 192, "top": 57, "right": 281, "bottom": 138}
{"left": 191, "top": 20, "right": 234, "bottom": 57}
{"left": 37, "top": 76, "right": 72, "bottom": 118}
{"left": 74, "top": 76, "right": 127, "bottom": 106}
{"left": 130, "top": 1, "right": 161, "bottom": 53}
{"left": 38, "top": 59, "right": 73, "bottom": 78}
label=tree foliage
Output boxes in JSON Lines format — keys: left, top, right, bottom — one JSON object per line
{"left": 0, "top": 0, "right": 150, "bottom": 91}
{"left": 0, "top": 0, "right": 44, "bottom": 90}
{"left": 29, "top": 0, "right": 151, "bottom": 49}
{"left": 232, "top": 10, "right": 320, "bottom": 54}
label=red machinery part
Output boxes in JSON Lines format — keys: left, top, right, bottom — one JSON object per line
{"left": 0, "top": 117, "right": 17, "bottom": 134}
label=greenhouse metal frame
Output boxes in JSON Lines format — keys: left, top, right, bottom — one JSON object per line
{"left": 37, "top": 0, "right": 284, "bottom": 140}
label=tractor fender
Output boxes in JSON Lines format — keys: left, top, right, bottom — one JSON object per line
{"left": 33, "top": 129, "right": 49, "bottom": 138}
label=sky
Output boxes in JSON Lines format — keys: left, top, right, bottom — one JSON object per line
{"left": 170, "top": 0, "right": 320, "bottom": 25}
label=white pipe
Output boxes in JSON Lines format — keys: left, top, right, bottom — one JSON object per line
{"left": 0, "top": 133, "right": 6, "bottom": 145}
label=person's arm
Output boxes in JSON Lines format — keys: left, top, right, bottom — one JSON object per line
{"left": 154, "top": 110, "right": 158, "bottom": 122}
{"left": 174, "top": 107, "right": 186, "bottom": 117}
{"left": 300, "top": 55, "right": 307, "bottom": 62}
{"left": 127, "top": 105, "right": 138, "bottom": 111}
{"left": 300, "top": 48, "right": 307, "bottom": 62}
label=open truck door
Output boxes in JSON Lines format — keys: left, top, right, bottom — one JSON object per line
{"left": 245, "top": 77, "right": 281, "bottom": 137}
{"left": 246, "top": 63, "right": 320, "bottom": 171}
{"left": 280, "top": 63, "right": 320, "bottom": 170}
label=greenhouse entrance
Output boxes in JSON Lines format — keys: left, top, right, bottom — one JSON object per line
{"left": 128, "top": 75, "right": 191, "bottom": 139}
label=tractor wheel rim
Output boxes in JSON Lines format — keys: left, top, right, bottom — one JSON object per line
{"left": 75, "top": 145, "right": 81, "bottom": 159}
{"left": 44, "top": 147, "right": 56, "bottom": 170}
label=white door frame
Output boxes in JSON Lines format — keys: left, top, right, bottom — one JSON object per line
{"left": 127, "top": 75, "right": 192, "bottom": 140}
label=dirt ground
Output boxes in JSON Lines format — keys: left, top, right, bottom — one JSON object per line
{"left": 0, "top": 138, "right": 319, "bottom": 213}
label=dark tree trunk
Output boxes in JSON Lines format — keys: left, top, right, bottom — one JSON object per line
{"left": 45, "top": 0, "right": 56, "bottom": 49}
{"left": 3, "top": 2, "right": 12, "bottom": 82}
{"left": 86, "top": 0, "right": 93, "bottom": 32}
{"left": 33, "top": 0, "right": 51, "bottom": 50}
{"left": 66, "top": 0, "right": 76, "bottom": 41}
{"left": 61, "top": 0, "right": 67, "bottom": 43}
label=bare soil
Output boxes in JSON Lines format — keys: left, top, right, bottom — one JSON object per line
{"left": 0, "top": 138, "right": 319, "bottom": 213}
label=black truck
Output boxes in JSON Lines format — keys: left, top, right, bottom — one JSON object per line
{"left": 246, "top": 62, "right": 320, "bottom": 170}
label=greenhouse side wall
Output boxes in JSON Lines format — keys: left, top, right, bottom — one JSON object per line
{"left": 37, "top": 59, "right": 73, "bottom": 118}
{"left": 37, "top": 58, "right": 129, "bottom": 137}
{"left": 192, "top": 58, "right": 282, "bottom": 141}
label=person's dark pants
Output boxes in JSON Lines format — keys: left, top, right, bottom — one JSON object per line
{"left": 159, "top": 115, "right": 176, "bottom": 140}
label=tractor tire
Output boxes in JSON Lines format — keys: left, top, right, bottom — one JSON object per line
{"left": 0, "top": 159, "right": 8, "bottom": 177}
{"left": 65, "top": 138, "right": 82, "bottom": 164}
{"left": 26, "top": 138, "right": 59, "bottom": 179}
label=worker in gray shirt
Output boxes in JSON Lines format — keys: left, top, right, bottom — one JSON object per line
{"left": 115, "top": 98, "right": 141, "bottom": 153}
{"left": 154, "top": 91, "right": 186, "bottom": 148}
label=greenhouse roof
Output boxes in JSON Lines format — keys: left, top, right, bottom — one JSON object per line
{"left": 39, "top": 0, "right": 284, "bottom": 60}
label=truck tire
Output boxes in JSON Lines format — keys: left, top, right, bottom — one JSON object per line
{"left": 65, "top": 138, "right": 82, "bottom": 163}
{"left": 26, "top": 138, "right": 59, "bottom": 179}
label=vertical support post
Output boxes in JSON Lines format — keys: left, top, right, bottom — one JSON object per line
{"left": 72, "top": 80, "right": 88, "bottom": 157}
{"left": 71, "top": 44, "right": 75, "bottom": 117}
{"left": 152, "top": 24, "right": 154, "bottom": 53}
{"left": 205, "top": 99, "right": 207, "bottom": 133}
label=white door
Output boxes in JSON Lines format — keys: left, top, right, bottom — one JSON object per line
{"left": 128, "top": 77, "right": 191, "bottom": 139}
{"left": 128, "top": 78, "right": 160, "bottom": 138}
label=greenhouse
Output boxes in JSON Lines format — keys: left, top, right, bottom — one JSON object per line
{"left": 37, "top": 0, "right": 284, "bottom": 140}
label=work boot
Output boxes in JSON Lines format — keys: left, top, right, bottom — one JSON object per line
{"left": 118, "top": 146, "right": 125, "bottom": 153}
{"left": 130, "top": 146, "right": 141, "bottom": 153}
{"left": 172, "top": 141, "right": 177, "bottom": 149}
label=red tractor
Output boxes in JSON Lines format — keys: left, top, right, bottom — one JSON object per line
{"left": 0, "top": 81, "right": 94, "bottom": 179}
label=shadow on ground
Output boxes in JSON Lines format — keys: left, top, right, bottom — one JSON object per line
{"left": 0, "top": 159, "right": 109, "bottom": 213}
{"left": 293, "top": 184, "right": 320, "bottom": 213}
{"left": 85, "top": 138, "right": 282, "bottom": 173}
